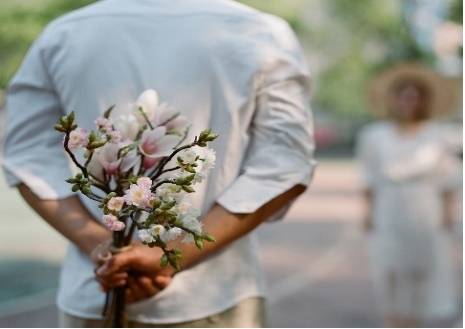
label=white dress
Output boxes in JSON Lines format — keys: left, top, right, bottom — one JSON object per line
{"left": 357, "top": 121, "right": 461, "bottom": 319}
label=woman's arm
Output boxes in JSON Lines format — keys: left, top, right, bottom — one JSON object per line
{"left": 362, "top": 188, "right": 374, "bottom": 232}
{"left": 442, "top": 190, "right": 457, "bottom": 231}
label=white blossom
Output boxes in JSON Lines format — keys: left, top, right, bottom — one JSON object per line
{"left": 161, "top": 227, "right": 183, "bottom": 242}
{"left": 179, "top": 148, "right": 197, "bottom": 164}
{"left": 138, "top": 229, "right": 154, "bottom": 243}
{"left": 157, "top": 183, "right": 184, "bottom": 202}
{"left": 180, "top": 213, "right": 202, "bottom": 235}
{"left": 149, "top": 224, "right": 166, "bottom": 238}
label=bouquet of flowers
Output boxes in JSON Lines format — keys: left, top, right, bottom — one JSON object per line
{"left": 54, "top": 89, "right": 218, "bottom": 327}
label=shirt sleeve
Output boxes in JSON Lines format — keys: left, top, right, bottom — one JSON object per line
{"left": 216, "top": 19, "right": 316, "bottom": 217}
{"left": 1, "top": 31, "right": 74, "bottom": 200}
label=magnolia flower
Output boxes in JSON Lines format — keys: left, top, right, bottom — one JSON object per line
{"left": 166, "top": 115, "right": 188, "bottom": 134}
{"left": 87, "top": 154, "right": 104, "bottom": 181}
{"left": 142, "top": 156, "right": 160, "bottom": 170}
{"left": 152, "top": 103, "right": 188, "bottom": 133}
{"left": 124, "top": 179, "right": 153, "bottom": 208}
{"left": 97, "top": 143, "right": 122, "bottom": 175}
{"left": 139, "top": 126, "right": 179, "bottom": 158}
{"left": 107, "top": 196, "right": 125, "bottom": 212}
{"left": 135, "top": 89, "right": 158, "bottom": 124}
{"left": 120, "top": 148, "right": 140, "bottom": 173}
{"left": 111, "top": 110, "right": 140, "bottom": 141}
{"left": 67, "top": 128, "right": 88, "bottom": 149}
{"left": 103, "top": 214, "right": 126, "bottom": 231}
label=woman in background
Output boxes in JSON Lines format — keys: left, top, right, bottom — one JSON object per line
{"left": 357, "top": 64, "right": 461, "bottom": 327}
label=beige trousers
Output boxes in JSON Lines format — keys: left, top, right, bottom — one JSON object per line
{"left": 59, "top": 297, "right": 266, "bottom": 328}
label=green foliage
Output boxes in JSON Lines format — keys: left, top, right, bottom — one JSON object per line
{"left": 0, "top": 0, "right": 95, "bottom": 89}
{"left": 0, "top": 0, "right": 459, "bottom": 119}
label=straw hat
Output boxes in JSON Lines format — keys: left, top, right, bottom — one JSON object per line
{"left": 369, "top": 62, "right": 457, "bottom": 117}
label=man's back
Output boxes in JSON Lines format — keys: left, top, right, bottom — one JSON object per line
{"left": 38, "top": 0, "right": 295, "bottom": 127}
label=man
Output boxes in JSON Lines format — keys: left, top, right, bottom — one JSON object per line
{"left": 2, "top": 0, "right": 315, "bottom": 327}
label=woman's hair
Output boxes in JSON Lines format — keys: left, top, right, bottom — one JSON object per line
{"left": 388, "top": 76, "right": 433, "bottom": 121}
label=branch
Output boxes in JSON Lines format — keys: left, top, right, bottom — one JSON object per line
{"left": 150, "top": 140, "right": 198, "bottom": 179}
{"left": 151, "top": 179, "right": 176, "bottom": 192}
{"left": 138, "top": 107, "right": 154, "bottom": 130}
{"left": 159, "top": 166, "right": 181, "bottom": 175}
{"left": 63, "top": 133, "right": 88, "bottom": 177}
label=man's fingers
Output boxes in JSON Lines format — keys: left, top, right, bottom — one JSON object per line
{"left": 125, "top": 276, "right": 160, "bottom": 304}
{"left": 95, "top": 272, "right": 128, "bottom": 290}
{"left": 136, "top": 276, "right": 159, "bottom": 296}
{"left": 153, "top": 275, "right": 172, "bottom": 289}
{"left": 126, "top": 277, "right": 146, "bottom": 302}
{"left": 97, "top": 252, "right": 133, "bottom": 276}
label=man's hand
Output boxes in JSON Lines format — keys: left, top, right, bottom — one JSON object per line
{"left": 125, "top": 275, "right": 172, "bottom": 303}
{"left": 95, "top": 244, "right": 173, "bottom": 303}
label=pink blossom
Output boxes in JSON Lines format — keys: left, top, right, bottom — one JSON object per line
{"left": 103, "top": 214, "right": 126, "bottom": 231}
{"left": 97, "top": 143, "right": 122, "bottom": 175}
{"left": 124, "top": 183, "right": 153, "bottom": 208}
{"left": 107, "top": 196, "right": 125, "bottom": 212}
{"left": 94, "top": 117, "right": 113, "bottom": 132}
{"left": 108, "top": 130, "right": 123, "bottom": 143}
{"left": 139, "top": 126, "right": 179, "bottom": 158}
{"left": 67, "top": 128, "right": 88, "bottom": 149}
{"left": 136, "top": 177, "right": 152, "bottom": 189}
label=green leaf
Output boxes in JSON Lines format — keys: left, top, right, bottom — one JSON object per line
{"left": 160, "top": 254, "right": 168, "bottom": 267}
{"left": 202, "top": 234, "right": 216, "bottom": 242}
{"left": 194, "top": 236, "right": 204, "bottom": 250}
{"left": 181, "top": 185, "right": 195, "bottom": 193}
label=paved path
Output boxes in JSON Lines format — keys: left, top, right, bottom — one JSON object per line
{"left": 0, "top": 161, "right": 461, "bottom": 327}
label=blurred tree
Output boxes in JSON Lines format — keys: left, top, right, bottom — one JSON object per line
{"left": 0, "top": 0, "right": 458, "bottom": 123}
{"left": 312, "top": 0, "right": 434, "bottom": 117}
{"left": 0, "top": 0, "right": 95, "bottom": 89}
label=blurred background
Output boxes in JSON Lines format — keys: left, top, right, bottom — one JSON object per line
{"left": 0, "top": 0, "right": 462, "bottom": 327}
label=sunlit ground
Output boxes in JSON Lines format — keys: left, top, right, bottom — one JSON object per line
{"left": 0, "top": 160, "right": 462, "bottom": 327}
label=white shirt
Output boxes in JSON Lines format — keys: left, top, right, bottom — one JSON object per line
{"left": 2, "top": 0, "right": 315, "bottom": 323}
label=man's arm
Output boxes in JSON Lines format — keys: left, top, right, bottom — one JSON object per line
{"left": 18, "top": 184, "right": 111, "bottom": 258}
{"left": 96, "top": 184, "right": 306, "bottom": 280}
